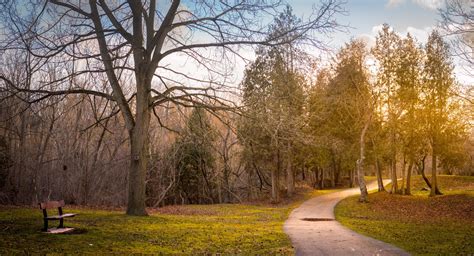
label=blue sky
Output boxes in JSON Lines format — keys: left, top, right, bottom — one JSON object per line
{"left": 287, "top": 0, "right": 472, "bottom": 84}
{"left": 164, "top": 0, "right": 471, "bottom": 86}
{"left": 291, "top": 0, "right": 440, "bottom": 47}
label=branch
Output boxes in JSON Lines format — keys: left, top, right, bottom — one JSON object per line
{"left": 49, "top": 0, "right": 91, "bottom": 17}
{"left": 0, "top": 75, "right": 115, "bottom": 103}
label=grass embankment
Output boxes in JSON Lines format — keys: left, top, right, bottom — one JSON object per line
{"left": 335, "top": 175, "right": 474, "bottom": 255}
{"left": 0, "top": 184, "right": 342, "bottom": 254}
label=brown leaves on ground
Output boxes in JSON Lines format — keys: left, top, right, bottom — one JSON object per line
{"left": 367, "top": 192, "right": 474, "bottom": 223}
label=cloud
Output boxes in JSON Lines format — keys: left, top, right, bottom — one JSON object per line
{"left": 357, "top": 24, "right": 473, "bottom": 84}
{"left": 358, "top": 24, "right": 433, "bottom": 47}
{"left": 412, "top": 0, "right": 444, "bottom": 9}
{"left": 387, "top": 0, "right": 406, "bottom": 8}
{"left": 386, "top": 0, "right": 444, "bottom": 10}
{"left": 405, "top": 26, "right": 433, "bottom": 42}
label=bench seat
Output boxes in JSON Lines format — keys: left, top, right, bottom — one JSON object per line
{"left": 45, "top": 213, "right": 76, "bottom": 220}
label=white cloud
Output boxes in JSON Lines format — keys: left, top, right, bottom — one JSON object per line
{"left": 358, "top": 24, "right": 473, "bottom": 84}
{"left": 386, "top": 0, "right": 444, "bottom": 9}
{"left": 387, "top": 0, "right": 406, "bottom": 8}
{"left": 405, "top": 26, "right": 433, "bottom": 42}
{"left": 358, "top": 24, "right": 433, "bottom": 47}
{"left": 412, "top": 0, "right": 444, "bottom": 9}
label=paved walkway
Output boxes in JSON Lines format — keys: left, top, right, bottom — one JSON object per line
{"left": 284, "top": 181, "right": 410, "bottom": 256}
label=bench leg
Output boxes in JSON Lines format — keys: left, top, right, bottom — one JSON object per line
{"left": 42, "top": 219, "right": 48, "bottom": 232}
{"left": 58, "top": 218, "right": 64, "bottom": 228}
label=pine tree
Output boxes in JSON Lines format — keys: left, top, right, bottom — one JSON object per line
{"left": 238, "top": 6, "right": 307, "bottom": 202}
{"left": 395, "top": 34, "right": 424, "bottom": 195}
{"left": 423, "top": 30, "right": 455, "bottom": 196}
{"left": 174, "top": 108, "right": 216, "bottom": 204}
{"left": 372, "top": 24, "right": 402, "bottom": 194}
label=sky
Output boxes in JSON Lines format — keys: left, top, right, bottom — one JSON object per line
{"left": 291, "top": 0, "right": 440, "bottom": 46}
{"left": 144, "top": 0, "right": 472, "bottom": 91}
{"left": 189, "top": 0, "right": 471, "bottom": 87}
{"left": 288, "top": 0, "right": 472, "bottom": 84}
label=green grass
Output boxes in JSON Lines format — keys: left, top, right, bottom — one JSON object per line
{"left": 0, "top": 204, "right": 297, "bottom": 254}
{"left": 1, "top": 183, "right": 342, "bottom": 254}
{"left": 335, "top": 175, "right": 474, "bottom": 255}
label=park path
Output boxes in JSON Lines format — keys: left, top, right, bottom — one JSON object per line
{"left": 283, "top": 180, "right": 410, "bottom": 256}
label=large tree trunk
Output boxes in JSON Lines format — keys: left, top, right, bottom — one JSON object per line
{"left": 127, "top": 129, "right": 149, "bottom": 215}
{"left": 126, "top": 77, "right": 151, "bottom": 216}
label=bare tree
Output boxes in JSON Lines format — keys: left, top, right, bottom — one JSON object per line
{"left": 439, "top": 0, "right": 473, "bottom": 76}
{"left": 0, "top": 0, "right": 345, "bottom": 215}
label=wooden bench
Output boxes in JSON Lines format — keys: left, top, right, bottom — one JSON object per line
{"left": 39, "top": 200, "right": 77, "bottom": 233}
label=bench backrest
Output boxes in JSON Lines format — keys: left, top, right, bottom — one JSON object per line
{"left": 39, "top": 200, "right": 65, "bottom": 209}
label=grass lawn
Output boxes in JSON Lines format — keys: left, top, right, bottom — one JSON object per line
{"left": 0, "top": 184, "right": 344, "bottom": 254}
{"left": 1, "top": 204, "right": 294, "bottom": 254}
{"left": 335, "top": 175, "right": 474, "bottom": 255}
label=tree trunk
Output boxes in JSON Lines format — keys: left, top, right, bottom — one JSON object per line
{"left": 405, "top": 161, "right": 413, "bottom": 195}
{"left": 286, "top": 142, "right": 294, "bottom": 196}
{"left": 331, "top": 153, "right": 336, "bottom": 187}
{"left": 126, "top": 76, "right": 151, "bottom": 216}
{"left": 419, "top": 156, "right": 432, "bottom": 188}
{"left": 271, "top": 150, "right": 280, "bottom": 203}
{"left": 223, "top": 165, "right": 230, "bottom": 203}
{"left": 400, "top": 157, "right": 406, "bottom": 194}
{"left": 349, "top": 169, "right": 354, "bottom": 188}
{"left": 286, "top": 159, "right": 294, "bottom": 196}
{"left": 375, "top": 158, "right": 385, "bottom": 192}
{"left": 301, "top": 165, "right": 305, "bottom": 180}
{"left": 430, "top": 150, "right": 442, "bottom": 196}
{"left": 127, "top": 132, "right": 149, "bottom": 215}
{"left": 320, "top": 167, "right": 324, "bottom": 189}
{"left": 271, "top": 167, "right": 279, "bottom": 202}
{"left": 247, "top": 167, "right": 253, "bottom": 200}
{"left": 313, "top": 166, "right": 319, "bottom": 189}
{"left": 418, "top": 156, "right": 440, "bottom": 196}
{"left": 390, "top": 158, "right": 398, "bottom": 194}
{"left": 357, "top": 118, "right": 369, "bottom": 202}
{"left": 356, "top": 162, "right": 368, "bottom": 202}
{"left": 335, "top": 161, "right": 341, "bottom": 186}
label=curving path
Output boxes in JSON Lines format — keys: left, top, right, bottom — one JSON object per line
{"left": 284, "top": 181, "right": 410, "bottom": 256}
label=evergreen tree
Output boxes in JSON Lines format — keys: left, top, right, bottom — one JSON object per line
{"left": 174, "top": 108, "right": 216, "bottom": 204}
{"left": 372, "top": 24, "right": 402, "bottom": 194}
{"left": 423, "top": 30, "right": 455, "bottom": 196}
{"left": 238, "top": 7, "right": 307, "bottom": 202}
{"left": 307, "top": 40, "right": 372, "bottom": 201}
{"left": 395, "top": 34, "right": 424, "bottom": 195}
